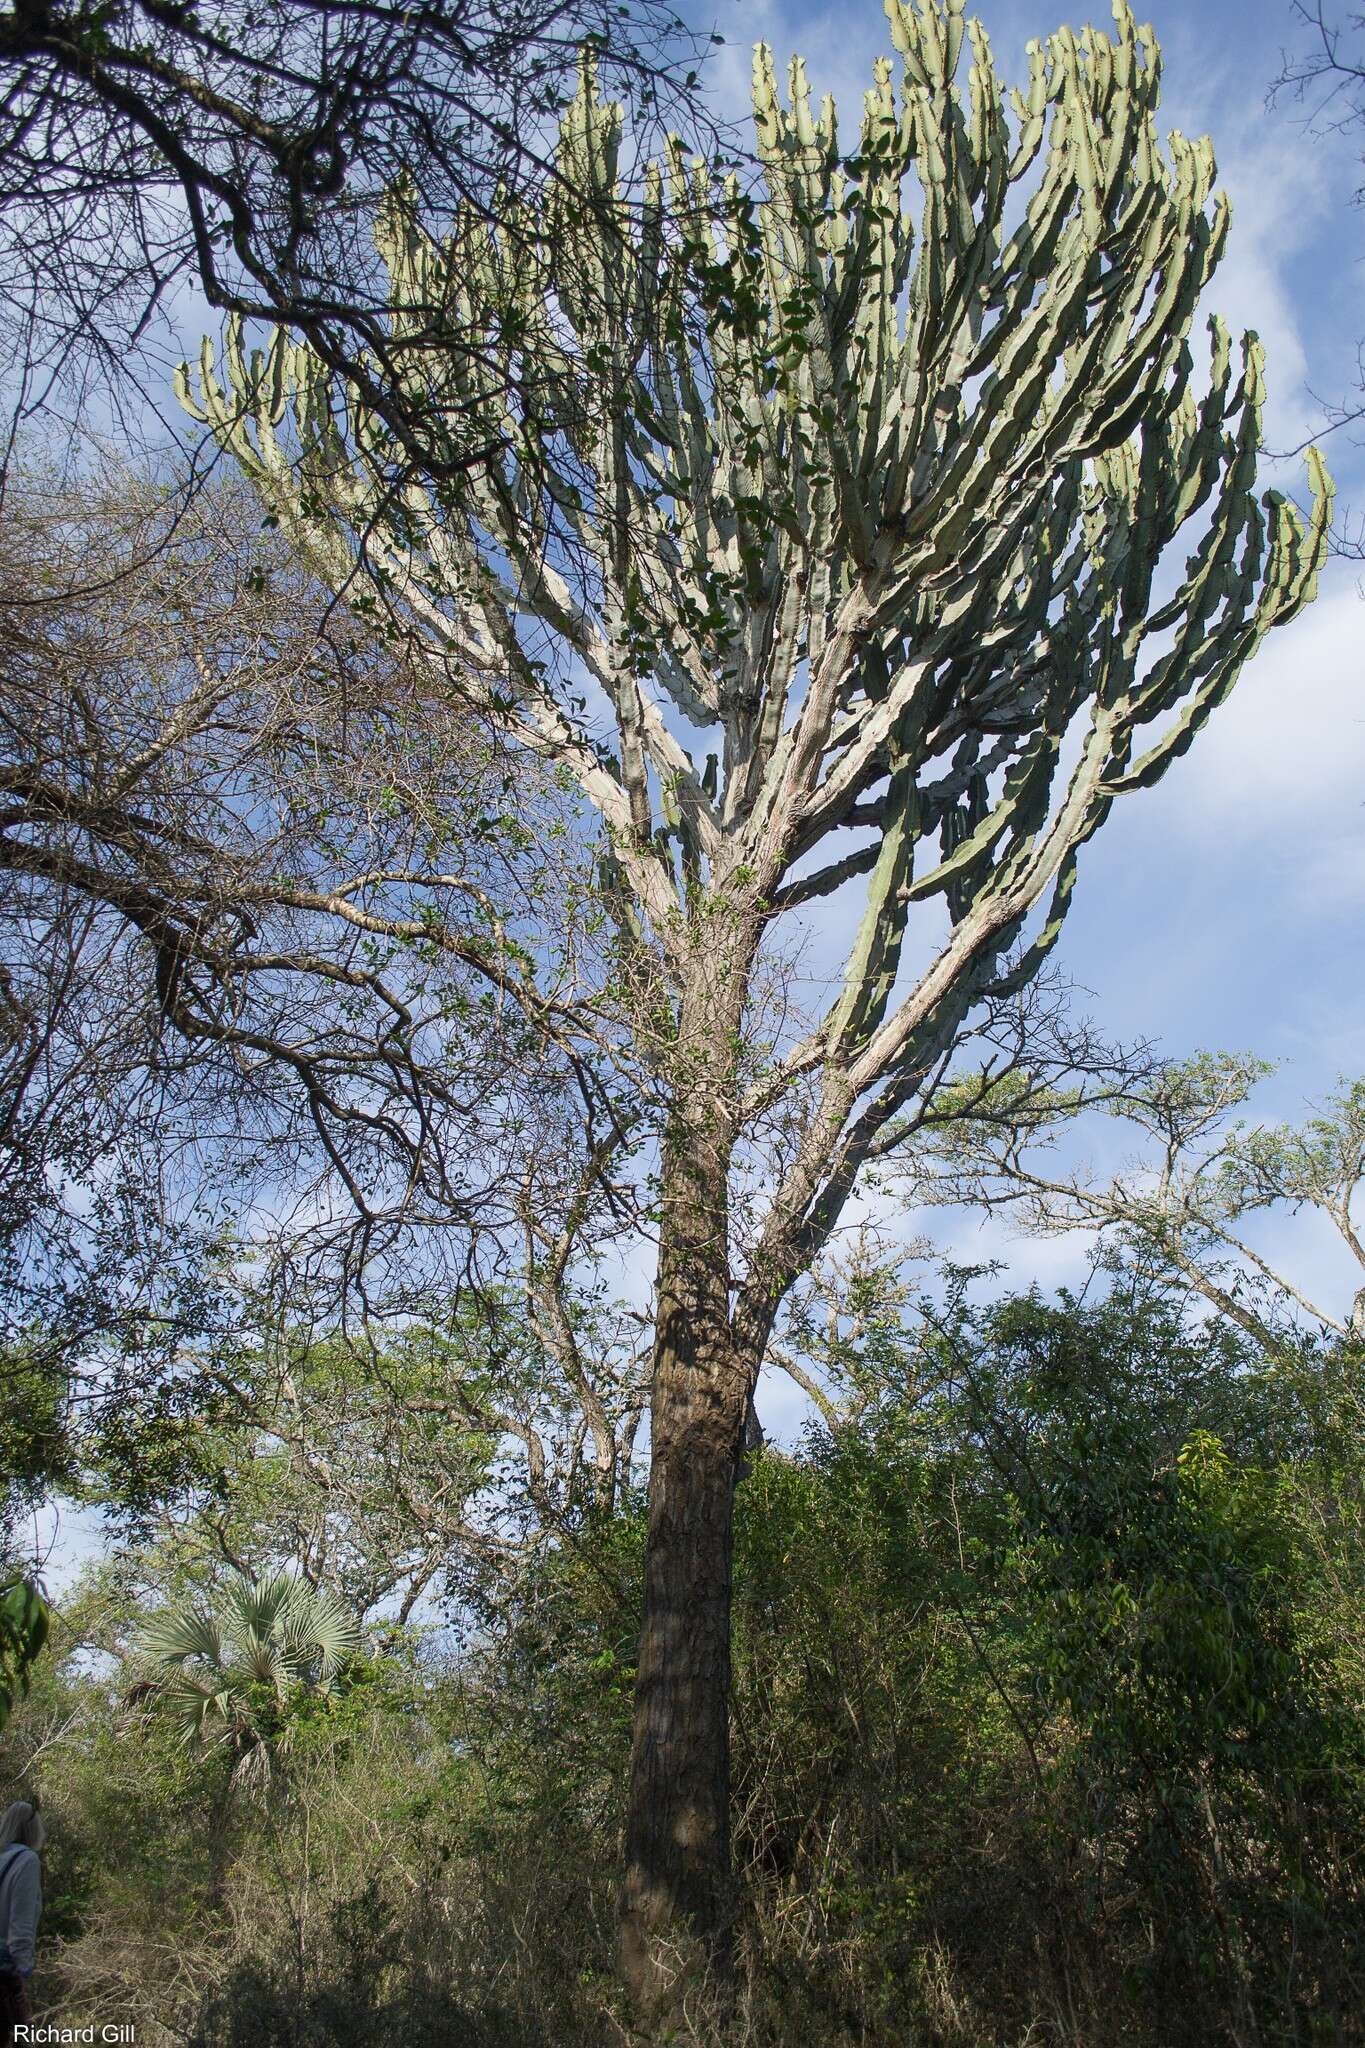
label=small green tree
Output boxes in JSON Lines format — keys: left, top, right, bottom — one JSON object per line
{"left": 137, "top": 1569, "right": 363, "bottom": 1786}
{"left": 180, "top": 0, "right": 1333, "bottom": 1992}
{"left": 910, "top": 1053, "right": 1365, "bottom": 1354}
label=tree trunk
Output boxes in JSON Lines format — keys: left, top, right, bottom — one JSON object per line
{"left": 620, "top": 1087, "right": 751, "bottom": 2008}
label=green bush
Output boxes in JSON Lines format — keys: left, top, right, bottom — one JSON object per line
{"left": 10, "top": 1287, "right": 1365, "bottom": 2045}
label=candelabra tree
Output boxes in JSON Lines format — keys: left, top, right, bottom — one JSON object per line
{"left": 179, "top": 0, "right": 1332, "bottom": 1999}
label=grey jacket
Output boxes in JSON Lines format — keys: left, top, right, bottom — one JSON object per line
{"left": 0, "top": 1844, "right": 41, "bottom": 1976}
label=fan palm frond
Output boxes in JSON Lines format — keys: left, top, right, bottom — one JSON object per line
{"left": 138, "top": 1605, "right": 225, "bottom": 1668}
{"left": 134, "top": 1568, "right": 364, "bottom": 1766}
{"left": 276, "top": 1578, "right": 363, "bottom": 1679}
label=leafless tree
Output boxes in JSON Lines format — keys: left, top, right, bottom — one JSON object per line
{"left": 1274, "top": 5, "right": 1365, "bottom": 185}
{"left": 1267, "top": 4, "right": 1365, "bottom": 543}
{"left": 0, "top": 457, "right": 643, "bottom": 1465}
{"left": 0, "top": 0, "right": 716, "bottom": 472}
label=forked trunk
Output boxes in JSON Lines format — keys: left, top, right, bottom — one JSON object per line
{"left": 620, "top": 1088, "right": 752, "bottom": 2008}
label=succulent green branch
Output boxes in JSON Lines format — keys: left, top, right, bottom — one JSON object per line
{"left": 177, "top": 0, "right": 1332, "bottom": 1235}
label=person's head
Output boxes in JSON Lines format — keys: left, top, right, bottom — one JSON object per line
{"left": 0, "top": 1802, "right": 44, "bottom": 1852}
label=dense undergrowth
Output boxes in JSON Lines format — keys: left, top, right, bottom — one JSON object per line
{"left": 6, "top": 1287, "right": 1365, "bottom": 2045}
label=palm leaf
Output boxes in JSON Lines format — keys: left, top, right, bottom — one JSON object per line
{"left": 136, "top": 1568, "right": 364, "bottom": 1759}
{"left": 139, "top": 1605, "right": 225, "bottom": 1669}
{"left": 277, "top": 1579, "right": 363, "bottom": 1677}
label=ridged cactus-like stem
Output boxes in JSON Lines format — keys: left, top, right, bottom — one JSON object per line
{"left": 179, "top": 0, "right": 1333, "bottom": 2003}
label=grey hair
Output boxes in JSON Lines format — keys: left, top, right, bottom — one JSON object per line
{"left": 0, "top": 1801, "right": 44, "bottom": 1852}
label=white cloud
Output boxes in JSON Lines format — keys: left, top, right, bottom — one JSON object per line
{"left": 1140, "top": 578, "right": 1365, "bottom": 888}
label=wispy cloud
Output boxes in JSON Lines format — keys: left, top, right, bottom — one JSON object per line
{"left": 1141, "top": 581, "right": 1365, "bottom": 892}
